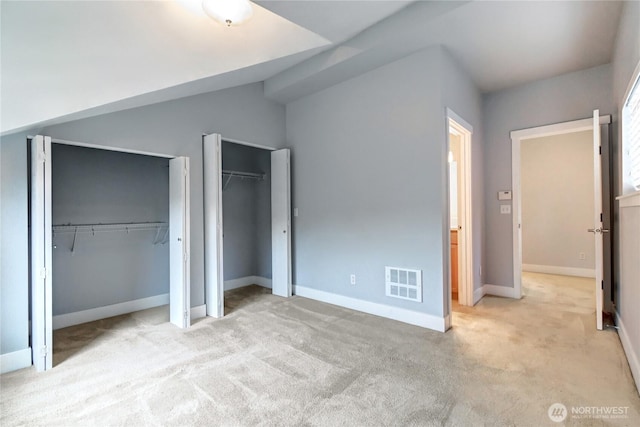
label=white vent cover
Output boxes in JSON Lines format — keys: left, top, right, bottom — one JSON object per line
{"left": 385, "top": 267, "right": 422, "bottom": 302}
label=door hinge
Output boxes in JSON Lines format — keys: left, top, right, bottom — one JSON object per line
{"left": 39, "top": 268, "right": 46, "bottom": 279}
{"left": 40, "top": 346, "right": 48, "bottom": 357}
{"left": 600, "top": 213, "right": 603, "bottom": 222}
{"left": 599, "top": 146, "right": 602, "bottom": 155}
{"left": 601, "top": 280, "right": 604, "bottom": 290}
{"left": 184, "top": 311, "right": 188, "bottom": 319}
{"left": 183, "top": 252, "right": 188, "bottom": 262}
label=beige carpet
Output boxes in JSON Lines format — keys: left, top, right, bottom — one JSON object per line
{"left": 1, "top": 273, "right": 639, "bottom": 426}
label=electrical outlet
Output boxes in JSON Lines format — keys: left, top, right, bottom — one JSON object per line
{"left": 350, "top": 274, "right": 356, "bottom": 285}
{"left": 579, "top": 252, "right": 586, "bottom": 260}
{"left": 500, "top": 205, "right": 511, "bottom": 214}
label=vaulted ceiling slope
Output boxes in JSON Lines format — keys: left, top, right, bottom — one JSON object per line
{"left": 265, "top": 0, "right": 624, "bottom": 103}
{"left": 1, "top": 0, "right": 411, "bottom": 135}
{"left": 0, "top": 1, "right": 623, "bottom": 135}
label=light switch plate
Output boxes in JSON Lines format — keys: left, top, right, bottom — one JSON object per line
{"left": 500, "top": 205, "right": 511, "bottom": 214}
{"left": 498, "top": 190, "right": 512, "bottom": 200}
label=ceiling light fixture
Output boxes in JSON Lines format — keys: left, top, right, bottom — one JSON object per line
{"left": 202, "top": 0, "right": 253, "bottom": 27}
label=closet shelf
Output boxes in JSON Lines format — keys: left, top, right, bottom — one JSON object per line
{"left": 52, "top": 222, "right": 169, "bottom": 251}
{"left": 52, "top": 222, "right": 168, "bottom": 233}
{"left": 222, "top": 169, "right": 265, "bottom": 190}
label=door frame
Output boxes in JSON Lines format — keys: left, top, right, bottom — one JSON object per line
{"left": 510, "top": 115, "right": 611, "bottom": 299}
{"left": 203, "top": 134, "right": 292, "bottom": 320}
{"left": 445, "top": 108, "right": 475, "bottom": 326}
{"left": 30, "top": 136, "right": 191, "bottom": 370}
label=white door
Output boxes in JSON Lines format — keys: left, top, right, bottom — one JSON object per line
{"left": 271, "top": 149, "right": 292, "bottom": 297}
{"left": 203, "top": 134, "right": 224, "bottom": 317}
{"left": 590, "top": 109, "right": 605, "bottom": 331}
{"left": 30, "top": 135, "right": 53, "bottom": 371}
{"left": 169, "top": 157, "right": 190, "bottom": 328}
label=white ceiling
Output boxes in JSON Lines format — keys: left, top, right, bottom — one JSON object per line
{"left": 0, "top": 1, "right": 624, "bottom": 135}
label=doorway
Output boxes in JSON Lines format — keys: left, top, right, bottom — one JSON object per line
{"left": 446, "top": 109, "right": 474, "bottom": 311}
{"left": 29, "top": 136, "right": 191, "bottom": 372}
{"left": 203, "top": 134, "right": 292, "bottom": 318}
{"left": 510, "top": 112, "right": 612, "bottom": 330}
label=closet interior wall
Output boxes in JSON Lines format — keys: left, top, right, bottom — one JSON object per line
{"left": 51, "top": 144, "right": 169, "bottom": 318}
{"left": 221, "top": 141, "right": 272, "bottom": 288}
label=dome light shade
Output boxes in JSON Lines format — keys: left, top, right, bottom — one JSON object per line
{"left": 202, "top": 0, "right": 253, "bottom": 26}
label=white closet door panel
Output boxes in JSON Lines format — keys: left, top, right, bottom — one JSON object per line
{"left": 30, "top": 135, "right": 53, "bottom": 371}
{"left": 271, "top": 149, "right": 292, "bottom": 297}
{"left": 169, "top": 156, "right": 190, "bottom": 328}
{"left": 592, "top": 110, "right": 604, "bottom": 331}
{"left": 203, "top": 134, "right": 224, "bottom": 317}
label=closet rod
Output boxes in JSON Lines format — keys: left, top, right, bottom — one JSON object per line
{"left": 221, "top": 169, "right": 265, "bottom": 180}
{"left": 52, "top": 222, "right": 168, "bottom": 233}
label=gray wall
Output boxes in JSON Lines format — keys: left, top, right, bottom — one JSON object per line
{"left": 0, "top": 82, "right": 285, "bottom": 357}
{"left": 482, "top": 64, "right": 614, "bottom": 288}
{"left": 286, "top": 46, "right": 483, "bottom": 318}
{"left": 221, "top": 141, "right": 271, "bottom": 282}
{"left": 0, "top": 135, "right": 29, "bottom": 354}
{"left": 254, "top": 147, "right": 272, "bottom": 279}
{"left": 51, "top": 144, "right": 169, "bottom": 315}
{"left": 611, "top": 0, "right": 640, "bottom": 390}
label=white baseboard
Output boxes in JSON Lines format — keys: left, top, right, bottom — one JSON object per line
{"left": 53, "top": 293, "right": 169, "bottom": 330}
{"left": 482, "top": 284, "right": 519, "bottom": 299}
{"left": 253, "top": 276, "right": 272, "bottom": 289}
{"left": 0, "top": 347, "right": 32, "bottom": 374}
{"left": 616, "top": 311, "right": 640, "bottom": 395}
{"left": 224, "top": 276, "right": 272, "bottom": 291}
{"left": 473, "top": 286, "right": 485, "bottom": 304}
{"left": 191, "top": 304, "right": 206, "bottom": 320}
{"left": 293, "top": 285, "right": 446, "bottom": 332}
{"left": 444, "top": 314, "right": 451, "bottom": 331}
{"left": 522, "top": 264, "right": 596, "bottom": 278}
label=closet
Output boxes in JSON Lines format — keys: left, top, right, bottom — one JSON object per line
{"left": 51, "top": 144, "right": 170, "bottom": 324}
{"left": 30, "top": 135, "right": 191, "bottom": 371}
{"left": 203, "top": 133, "right": 291, "bottom": 319}
{"left": 221, "top": 141, "right": 272, "bottom": 291}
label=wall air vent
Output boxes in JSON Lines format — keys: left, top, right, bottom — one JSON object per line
{"left": 385, "top": 267, "right": 422, "bottom": 302}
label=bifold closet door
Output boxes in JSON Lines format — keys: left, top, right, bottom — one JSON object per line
{"left": 271, "top": 149, "right": 292, "bottom": 297}
{"left": 591, "top": 110, "right": 604, "bottom": 331}
{"left": 169, "top": 156, "right": 191, "bottom": 328}
{"left": 203, "top": 134, "right": 224, "bottom": 318}
{"left": 30, "top": 135, "right": 53, "bottom": 371}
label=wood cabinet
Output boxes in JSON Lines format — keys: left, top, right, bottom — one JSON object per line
{"left": 451, "top": 229, "right": 458, "bottom": 299}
